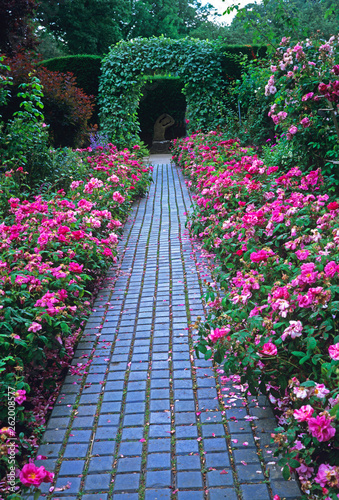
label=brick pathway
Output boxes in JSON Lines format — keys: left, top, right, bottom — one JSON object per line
{"left": 31, "top": 157, "right": 301, "bottom": 500}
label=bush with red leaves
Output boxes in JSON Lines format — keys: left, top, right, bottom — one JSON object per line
{"left": 2, "top": 52, "right": 94, "bottom": 148}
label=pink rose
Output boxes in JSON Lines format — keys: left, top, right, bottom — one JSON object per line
{"left": 324, "top": 261, "right": 339, "bottom": 277}
{"left": 209, "top": 326, "right": 231, "bottom": 343}
{"left": 293, "top": 405, "right": 314, "bottom": 422}
{"left": 300, "top": 117, "right": 310, "bottom": 128}
{"left": 250, "top": 249, "right": 274, "bottom": 263}
{"left": 20, "top": 463, "right": 54, "bottom": 487}
{"left": 308, "top": 414, "right": 336, "bottom": 442}
{"left": 295, "top": 249, "right": 310, "bottom": 260}
{"left": 260, "top": 342, "right": 277, "bottom": 356}
{"left": 15, "top": 390, "right": 26, "bottom": 405}
{"left": 328, "top": 343, "right": 339, "bottom": 360}
{"left": 113, "top": 191, "right": 125, "bottom": 204}
{"left": 288, "top": 125, "right": 298, "bottom": 135}
{"left": 69, "top": 262, "right": 84, "bottom": 273}
{"left": 28, "top": 322, "right": 42, "bottom": 333}
{"left": 314, "top": 463, "right": 337, "bottom": 487}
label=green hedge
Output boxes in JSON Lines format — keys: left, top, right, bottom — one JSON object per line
{"left": 39, "top": 45, "right": 267, "bottom": 100}
{"left": 39, "top": 55, "right": 102, "bottom": 97}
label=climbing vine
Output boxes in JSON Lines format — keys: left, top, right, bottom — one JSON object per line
{"left": 98, "top": 37, "right": 226, "bottom": 148}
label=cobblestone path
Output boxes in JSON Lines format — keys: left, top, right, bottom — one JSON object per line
{"left": 32, "top": 158, "right": 301, "bottom": 500}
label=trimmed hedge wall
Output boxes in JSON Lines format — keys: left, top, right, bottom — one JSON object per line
{"left": 40, "top": 45, "right": 267, "bottom": 100}
{"left": 39, "top": 55, "right": 102, "bottom": 97}
{"left": 39, "top": 45, "right": 267, "bottom": 137}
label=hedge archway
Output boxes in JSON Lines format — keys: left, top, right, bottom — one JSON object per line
{"left": 98, "top": 37, "right": 225, "bottom": 148}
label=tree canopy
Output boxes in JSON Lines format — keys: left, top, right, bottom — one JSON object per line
{"left": 36, "top": 0, "right": 218, "bottom": 55}
{"left": 221, "top": 0, "right": 338, "bottom": 46}
{"left": 0, "top": 0, "right": 38, "bottom": 55}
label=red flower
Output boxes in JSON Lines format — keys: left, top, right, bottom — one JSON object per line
{"left": 327, "top": 201, "right": 339, "bottom": 211}
{"left": 318, "top": 82, "right": 330, "bottom": 94}
{"left": 236, "top": 250, "right": 243, "bottom": 256}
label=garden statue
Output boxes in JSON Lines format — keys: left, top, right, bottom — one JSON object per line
{"left": 150, "top": 113, "right": 174, "bottom": 153}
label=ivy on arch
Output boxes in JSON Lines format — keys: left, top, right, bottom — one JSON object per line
{"left": 98, "top": 37, "right": 226, "bottom": 148}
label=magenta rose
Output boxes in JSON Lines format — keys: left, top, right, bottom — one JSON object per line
{"left": 68, "top": 262, "right": 84, "bottom": 273}
{"left": 19, "top": 463, "right": 53, "bottom": 487}
{"left": 14, "top": 389, "right": 26, "bottom": 405}
{"left": 260, "top": 342, "right": 277, "bottom": 356}
{"left": 308, "top": 414, "right": 336, "bottom": 442}
{"left": 328, "top": 343, "right": 339, "bottom": 360}
{"left": 293, "top": 405, "right": 314, "bottom": 422}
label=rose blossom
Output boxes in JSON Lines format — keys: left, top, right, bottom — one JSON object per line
{"left": 314, "top": 463, "right": 339, "bottom": 487}
{"left": 250, "top": 249, "right": 274, "bottom": 263}
{"left": 281, "top": 320, "right": 303, "bottom": 340}
{"left": 69, "top": 262, "right": 84, "bottom": 273}
{"left": 28, "top": 322, "right": 42, "bottom": 333}
{"left": 327, "top": 201, "right": 339, "bottom": 211}
{"left": 20, "top": 463, "right": 54, "bottom": 487}
{"left": 313, "top": 383, "right": 330, "bottom": 399}
{"left": 209, "top": 326, "right": 231, "bottom": 343}
{"left": 308, "top": 414, "right": 336, "bottom": 442}
{"left": 288, "top": 125, "right": 298, "bottom": 135}
{"left": 293, "top": 405, "right": 314, "bottom": 422}
{"left": 260, "top": 342, "right": 277, "bottom": 356}
{"left": 328, "top": 343, "right": 339, "bottom": 360}
{"left": 300, "top": 117, "right": 310, "bottom": 128}
{"left": 14, "top": 390, "right": 26, "bottom": 405}
{"left": 113, "top": 191, "right": 125, "bottom": 203}
{"left": 295, "top": 249, "right": 310, "bottom": 260}
{"left": 324, "top": 261, "right": 339, "bottom": 277}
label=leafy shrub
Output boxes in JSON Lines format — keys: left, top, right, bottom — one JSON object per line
{"left": 173, "top": 131, "right": 339, "bottom": 500}
{"left": 2, "top": 52, "right": 94, "bottom": 149}
{"left": 0, "top": 69, "right": 52, "bottom": 187}
{"left": 39, "top": 55, "right": 102, "bottom": 99}
{"left": 38, "top": 67, "right": 94, "bottom": 147}
{"left": 222, "top": 57, "right": 274, "bottom": 147}
{"left": 265, "top": 33, "right": 339, "bottom": 184}
{"left": 218, "top": 43, "right": 268, "bottom": 83}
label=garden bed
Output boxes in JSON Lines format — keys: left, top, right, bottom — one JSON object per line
{"left": 0, "top": 144, "right": 152, "bottom": 498}
{"left": 172, "top": 131, "right": 339, "bottom": 500}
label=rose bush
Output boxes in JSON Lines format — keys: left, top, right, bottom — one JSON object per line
{"left": 173, "top": 131, "right": 339, "bottom": 499}
{"left": 0, "top": 143, "right": 152, "bottom": 497}
{"left": 266, "top": 33, "right": 339, "bottom": 185}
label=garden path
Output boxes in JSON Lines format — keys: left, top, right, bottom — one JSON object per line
{"left": 31, "top": 157, "right": 301, "bottom": 500}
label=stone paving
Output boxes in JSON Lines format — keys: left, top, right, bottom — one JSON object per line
{"left": 30, "top": 156, "right": 301, "bottom": 500}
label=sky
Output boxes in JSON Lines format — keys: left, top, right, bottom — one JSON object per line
{"left": 202, "top": 0, "right": 255, "bottom": 25}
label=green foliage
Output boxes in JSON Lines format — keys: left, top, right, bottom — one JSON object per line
{"left": 218, "top": 44, "right": 268, "bottom": 82}
{"left": 0, "top": 73, "right": 51, "bottom": 186}
{"left": 221, "top": 57, "right": 274, "bottom": 146}
{"left": 39, "top": 55, "right": 102, "bottom": 98}
{"left": 2, "top": 53, "right": 95, "bottom": 149}
{"left": 99, "top": 37, "right": 226, "bottom": 148}
{"left": 38, "top": 67, "right": 94, "bottom": 148}
{"left": 223, "top": 0, "right": 338, "bottom": 52}
{"left": 36, "top": 0, "right": 218, "bottom": 55}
